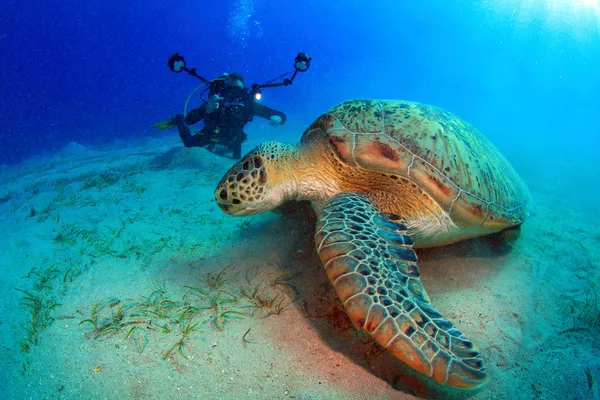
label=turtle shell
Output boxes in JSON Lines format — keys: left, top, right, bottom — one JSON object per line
{"left": 301, "top": 99, "right": 531, "bottom": 228}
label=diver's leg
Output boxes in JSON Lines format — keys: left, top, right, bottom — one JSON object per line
{"left": 232, "top": 131, "right": 247, "bottom": 159}
{"left": 233, "top": 141, "right": 242, "bottom": 159}
{"left": 175, "top": 115, "right": 208, "bottom": 148}
{"left": 175, "top": 115, "right": 195, "bottom": 147}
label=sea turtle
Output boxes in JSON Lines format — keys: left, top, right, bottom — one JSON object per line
{"left": 214, "top": 99, "right": 530, "bottom": 390}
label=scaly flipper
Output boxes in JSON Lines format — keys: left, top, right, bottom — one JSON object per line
{"left": 315, "top": 193, "right": 488, "bottom": 390}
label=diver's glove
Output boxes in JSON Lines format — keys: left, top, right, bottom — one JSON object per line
{"left": 152, "top": 114, "right": 180, "bottom": 130}
{"left": 269, "top": 115, "right": 282, "bottom": 127}
{"left": 206, "top": 95, "right": 224, "bottom": 113}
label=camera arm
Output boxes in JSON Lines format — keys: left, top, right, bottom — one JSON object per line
{"left": 251, "top": 52, "right": 311, "bottom": 97}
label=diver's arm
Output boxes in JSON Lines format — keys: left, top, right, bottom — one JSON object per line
{"left": 253, "top": 103, "right": 287, "bottom": 125}
{"left": 184, "top": 104, "right": 207, "bottom": 125}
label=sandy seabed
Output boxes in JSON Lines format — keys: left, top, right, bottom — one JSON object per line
{"left": 0, "top": 133, "right": 598, "bottom": 400}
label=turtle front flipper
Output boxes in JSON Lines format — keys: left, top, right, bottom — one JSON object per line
{"left": 315, "top": 193, "right": 488, "bottom": 390}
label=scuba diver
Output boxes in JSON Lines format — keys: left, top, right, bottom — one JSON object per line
{"left": 154, "top": 52, "right": 311, "bottom": 159}
{"left": 155, "top": 72, "right": 287, "bottom": 159}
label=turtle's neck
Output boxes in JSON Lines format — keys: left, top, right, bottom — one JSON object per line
{"left": 274, "top": 139, "right": 342, "bottom": 210}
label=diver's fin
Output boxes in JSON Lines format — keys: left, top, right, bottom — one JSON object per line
{"left": 152, "top": 116, "right": 177, "bottom": 130}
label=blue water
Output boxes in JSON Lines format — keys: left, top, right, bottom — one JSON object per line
{"left": 1, "top": 0, "right": 599, "bottom": 164}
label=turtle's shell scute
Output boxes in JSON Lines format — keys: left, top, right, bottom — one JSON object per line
{"left": 301, "top": 99, "right": 530, "bottom": 228}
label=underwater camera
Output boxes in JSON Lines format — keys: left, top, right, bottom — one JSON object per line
{"left": 167, "top": 51, "right": 311, "bottom": 104}
{"left": 217, "top": 85, "right": 253, "bottom": 122}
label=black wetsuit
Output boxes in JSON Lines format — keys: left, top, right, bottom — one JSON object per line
{"left": 176, "top": 88, "right": 286, "bottom": 159}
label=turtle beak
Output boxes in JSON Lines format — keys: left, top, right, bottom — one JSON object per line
{"left": 218, "top": 202, "right": 258, "bottom": 216}
{"left": 217, "top": 202, "right": 231, "bottom": 213}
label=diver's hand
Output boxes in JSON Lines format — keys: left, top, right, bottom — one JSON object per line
{"left": 269, "top": 115, "right": 282, "bottom": 127}
{"left": 206, "top": 95, "right": 224, "bottom": 113}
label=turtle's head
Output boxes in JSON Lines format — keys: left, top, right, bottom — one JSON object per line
{"left": 215, "top": 142, "right": 296, "bottom": 216}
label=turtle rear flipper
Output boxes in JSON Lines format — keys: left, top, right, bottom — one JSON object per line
{"left": 315, "top": 193, "right": 488, "bottom": 390}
